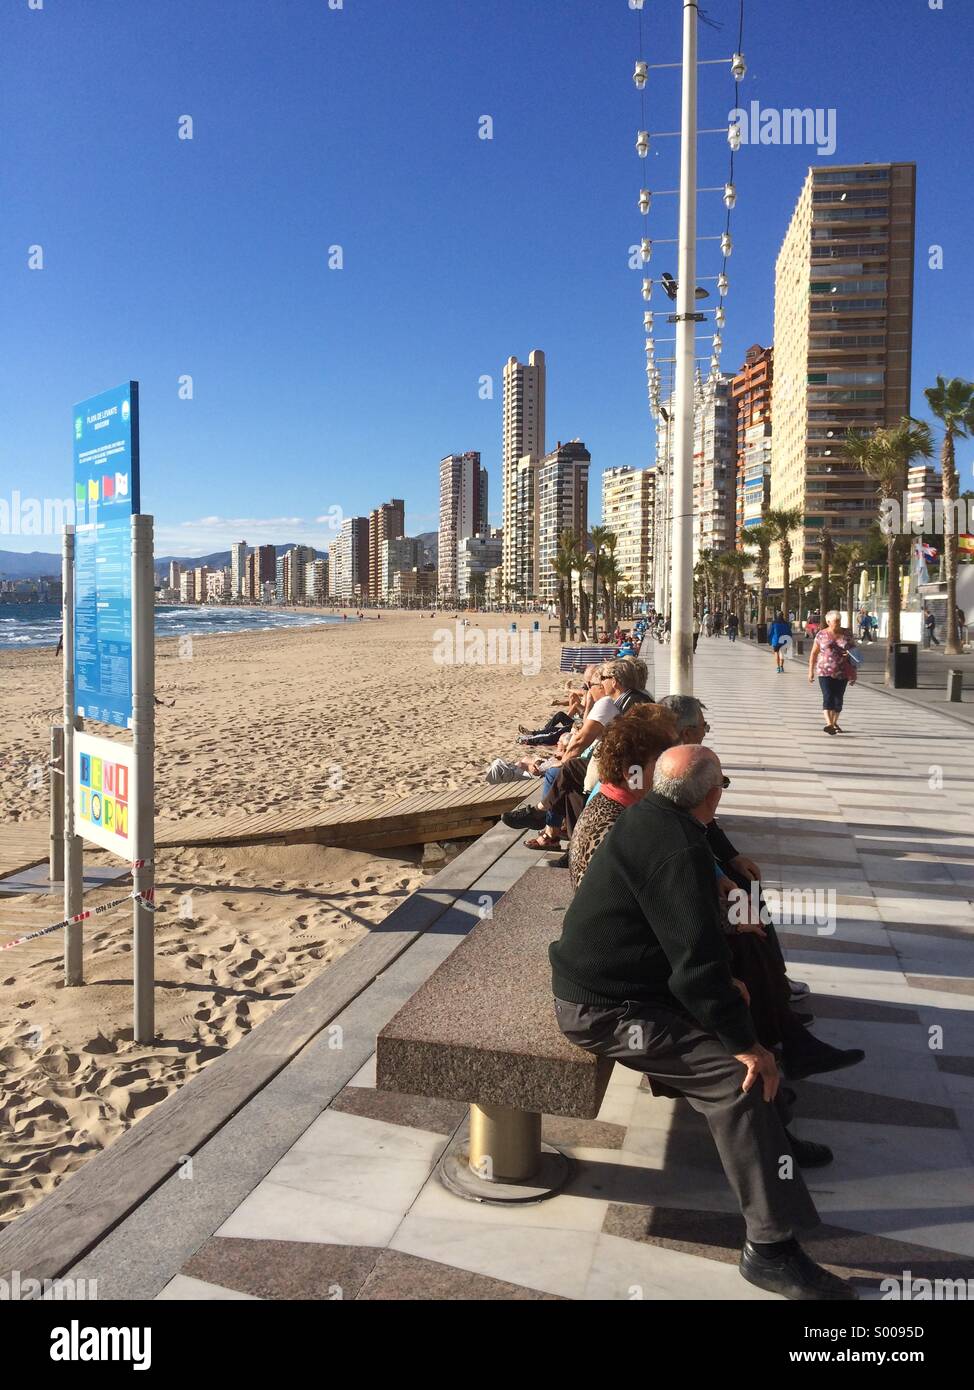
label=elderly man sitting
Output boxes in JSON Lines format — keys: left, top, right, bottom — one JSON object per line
{"left": 549, "top": 744, "right": 856, "bottom": 1300}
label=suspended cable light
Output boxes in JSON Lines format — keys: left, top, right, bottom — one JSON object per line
{"left": 633, "top": 60, "right": 648, "bottom": 90}
{"left": 636, "top": 130, "right": 650, "bottom": 158}
{"left": 720, "top": 231, "right": 733, "bottom": 256}
{"left": 642, "top": 278, "right": 653, "bottom": 301}
{"left": 643, "top": 311, "right": 654, "bottom": 332}
{"left": 717, "top": 271, "right": 729, "bottom": 295}
{"left": 731, "top": 52, "right": 746, "bottom": 80}
{"left": 727, "top": 121, "right": 742, "bottom": 151}
{"left": 639, "top": 188, "right": 652, "bottom": 214}
{"left": 723, "top": 182, "right": 736, "bottom": 209}
{"left": 641, "top": 238, "right": 653, "bottom": 263}
{"left": 715, "top": 304, "right": 726, "bottom": 326}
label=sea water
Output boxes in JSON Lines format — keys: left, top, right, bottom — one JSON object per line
{"left": 0, "top": 602, "right": 344, "bottom": 650}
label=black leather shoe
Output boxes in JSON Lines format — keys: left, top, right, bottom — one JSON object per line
{"left": 783, "top": 1042, "right": 865, "bottom": 1082}
{"left": 739, "top": 1240, "right": 858, "bottom": 1300}
{"left": 501, "top": 806, "right": 546, "bottom": 830}
{"left": 786, "top": 1131, "right": 833, "bottom": 1167}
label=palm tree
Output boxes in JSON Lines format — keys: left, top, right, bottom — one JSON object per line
{"left": 601, "top": 553, "right": 623, "bottom": 633}
{"left": 832, "top": 542, "right": 863, "bottom": 629}
{"left": 845, "top": 419, "right": 934, "bottom": 683}
{"left": 817, "top": 525, "right": 834, "bottom": 623}
{"left": 718, "top": 550, "right": 749, "bottom": 627}
{"left": 603, "top": 531, "right": 619, "bottom": 628}
{"left": 764, "top": 508, "right": 805, "bottom": 620}
{"left": 551, "top": 533, "right": 577, "bottom": 642}
{"left": 924, "top": 377, "right": 974, "bottom": 653}
{"left": 588, "top": 525, "right": 611, "bottom": 630}
{"left": 743, "top": 522, "right": 773, "bottom": 626}
{"left": 620, "top": 583, "right": 635, "bottom": 619}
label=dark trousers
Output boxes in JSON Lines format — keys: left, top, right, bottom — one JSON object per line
{"left": 818, "top": 676, "right": 848, "bottom": 711}
{"left": 519, "top": 711, "right": 574, "bottom": 746}
{"left": 554, "top": 997, "right": 820, "bottom": 1244}
{"left": 541, "top": 757, "right": 588, "bottom": 833}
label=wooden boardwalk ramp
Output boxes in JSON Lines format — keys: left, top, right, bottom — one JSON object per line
{"left": 154, "top": 779, "right": 540, "bottom": 854}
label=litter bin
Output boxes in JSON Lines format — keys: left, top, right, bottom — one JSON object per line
{"left": 756, "top": 622, "right": 768, "bottom": 645}
{"left": 893, "top": 642, "right": 918, "bottom": 689}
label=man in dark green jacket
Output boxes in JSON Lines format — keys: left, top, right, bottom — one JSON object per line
{"left": 550, "top": 743, "right": 856, "bottom": 1302}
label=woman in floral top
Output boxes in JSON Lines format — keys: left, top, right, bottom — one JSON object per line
{"left": 808, "top": 609, "right": 858, "bottom": 735}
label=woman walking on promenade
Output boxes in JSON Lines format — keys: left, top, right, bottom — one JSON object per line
{"left": 768, "top": 611, "right": 792, "bottom": 673}
{"left": 808, "top": 610, "right": 858, "bottom": 735}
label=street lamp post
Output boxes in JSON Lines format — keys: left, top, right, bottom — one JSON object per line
{"left": 669, "top": 0, "right": 698, "bottom": 695}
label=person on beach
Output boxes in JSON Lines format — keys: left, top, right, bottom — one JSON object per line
{"left": 808, "top": 610, "right": 857, "bottom": 735}
{"left": 550, "top": 745, "right": 858, "bottom": 1300}
{"left": 768, "top": 611, "right": 792, "bottom": 673}
{"left": 503, "top": 659, "right": 651, "bottom": 850}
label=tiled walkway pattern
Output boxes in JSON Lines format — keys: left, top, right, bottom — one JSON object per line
{"left": 141, "top": 641, "right": 974, "bottom": 1297}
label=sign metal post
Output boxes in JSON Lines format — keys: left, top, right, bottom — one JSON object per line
{"left": 132, "top": 514, "right": 155, "bottom": 1043}
{"left": 62, "top": 526, "right": 84, "bottom": 985}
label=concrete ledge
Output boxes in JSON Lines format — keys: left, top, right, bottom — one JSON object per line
{"left": 376, "top": 866, "right": 614, "bottom": 1119}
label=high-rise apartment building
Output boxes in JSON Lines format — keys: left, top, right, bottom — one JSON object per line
{"left": 231, "top": 541, "right": 248, "bottom": 598}
{"left": 457, "top": 533, "right": 502, "bottom": 603}
{"left": 602, "top": 466, "right": 655, "bottom": 599}
{"left": 381, "top": 536, "right": 423, "bottom": 596}
{"left": 907, "top": 463, "right": 941, "bottom": 529}
{"left": 367, "top": 499, "right": 405, "bottom": 600}
{"left": 536, "top": 441, "right": 591, "bottom": 603}
{"left": 438, "top": 453, "right": 482, "bottom": 600}
{"left": 655, "top": 377, "right": 736, "bottom": 576}
{"left": 731, "top": 345, "right": 774, "bottom": 541}
{"left": 770, "top": 162, "right": 916, "bottom": 581}
{"left": 502, "top": 350, "right": 546, "bottom": 599}
{"left": 330, "top": 517, "right": 369, "bottom": 602}
{"left": 478, "top": 466, "right": 489, "bottom": 536}
{"left": 168, "top": 560, "right": 181, "bottom": 590}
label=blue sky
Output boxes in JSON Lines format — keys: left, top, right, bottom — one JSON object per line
{"left": 2, "top": 0, "right": 972, "bottom": 556}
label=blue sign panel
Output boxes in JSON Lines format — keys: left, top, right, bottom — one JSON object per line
{"left": 74, "top": 518, "right": 133, "bottom": 728}
{"left": 73, "top": 382, "right": 140, "bottom": 526}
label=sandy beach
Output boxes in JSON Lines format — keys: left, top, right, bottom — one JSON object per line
{"left": 0, "top": 611, "right": 558, "bottom": 1225}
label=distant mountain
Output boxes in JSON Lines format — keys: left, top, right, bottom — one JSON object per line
{"left": 0, "top": 549, "right": 61, "bottom": 579}
{"left": 417, "top": 531, "right": 438, "bottom": 566}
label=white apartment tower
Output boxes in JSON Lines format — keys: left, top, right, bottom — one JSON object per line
{"left": 230, "top": 541, "right": 248, "bottom": 598}
{"left": 536, "top": 441, "right": 590, "bottom": 604}
{"left": 502, "top": 350, "right": 546, "bottom": 600}
{"left": 602, "top": 467, "right": 655, "bottom": 599}
{"left": 438, "top": 452, "right": 482, "bottom": 601}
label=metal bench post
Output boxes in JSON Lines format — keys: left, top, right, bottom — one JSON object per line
{"left": 468, "top": 1103, "right": 541, "bottom": 1182}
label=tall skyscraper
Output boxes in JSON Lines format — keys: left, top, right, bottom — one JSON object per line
{"left": 331, "top": 517, "right": 369, "bottom": 601}
{"left": 656, "top": 377, "right": 736, "bottom": 572}
{"left": 770, "top": 162, "right": 916, "bottom": 582}
{"left": 602, "top": 466, "right": 655, "bottom": 599}
{"left": 230, "top": 541, "right": 248, "bottom": 598}
{"left": 536, "top": 440, "right": 590, "bottom": 603}
{"left": 380, "top": 536, "right": 423, "bottom": 596}
{"left": 731, "top": 345, "right": 773, "bottom": 542}
{"left": 367, "top": 499, "right": 405, "bottom": 600}
{"left": 502, "top": 350, "right": 546, "bottom": 599}
{"left": 168, "top": 560, "right": 181, "bottom": 591}
{"left": 438, "top": 452, "right": 482, "bottom": 600}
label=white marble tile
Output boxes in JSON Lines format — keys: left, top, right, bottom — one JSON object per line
{"left": 583, "top": 1232, "right": 780, "bottom": 1301}
{"left": 390, "top": 1212, "right": 601, "bottom": 1299}
{"left": 156, "top": 1274, "right": 261, "bottom": 1300}
{"left": 217, "top": 1176, "right": 415, "bottom": 1247}
{"left": 406, "top": 1165, "right": 608, "bottom": 1232}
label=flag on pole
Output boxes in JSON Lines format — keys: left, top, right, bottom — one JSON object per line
{"left": 914, "top": 542, "right": 929, "bottom": 587}
{"left": 921, "top": 542, "right": 938, "bottom": 562}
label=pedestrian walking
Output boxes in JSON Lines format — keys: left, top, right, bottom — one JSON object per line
{"left": 925, "top": 609, "right": 939, "bottom": 647}
{"left": 768, "top": 611, "right": 792, "bottom": 673}
{"left": 692, "top": 612, "right": 701, "bottom": 653}
{"left": 808, "top": 610, "right": 858, "bottom": 735}
{"left": 726, "top": 613, "right": 739, "bottom": 643}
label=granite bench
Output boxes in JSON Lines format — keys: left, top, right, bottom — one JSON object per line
{"left": 375, "top": 864, "right": 614, "bottom": 1201}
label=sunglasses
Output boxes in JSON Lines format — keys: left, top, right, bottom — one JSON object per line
{"left": 721, "top": 775, "right": 731, "bottom": 789}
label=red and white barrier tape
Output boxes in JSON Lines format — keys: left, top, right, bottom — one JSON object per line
{"left": 1, "top": 888, "right": 157, "bottom": 952}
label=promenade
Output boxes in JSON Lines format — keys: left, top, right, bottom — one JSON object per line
{"left": 13, "top": 635, "right": 974, "bottom": 1301}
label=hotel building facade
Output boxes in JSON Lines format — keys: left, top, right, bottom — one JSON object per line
{"left": 501, "top": 350, "right": 546, "bottom": 600}
{"left": 602, "top": 466, "right": 655, "bottom": 600}
{"left": 438, "top": 452, "right": 483, "bottom": 601}
{"left": 731, "top": 345, "right": 773, "bottom": 542}
{"left": 769, "top": 162, "right": 916, "bottom": 583}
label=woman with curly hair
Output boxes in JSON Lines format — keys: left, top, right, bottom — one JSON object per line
{"left": 568, "top": 704, "right": 678, "bottom": 888}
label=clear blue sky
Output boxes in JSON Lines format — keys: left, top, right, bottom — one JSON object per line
{"left": 2, "top": 0, "right": 972, "bottom": 556}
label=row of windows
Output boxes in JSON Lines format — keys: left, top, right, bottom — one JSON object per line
{"left": 811, "top": 298, "right": 886, "bottom": 312}
{"left": 813, "top": 188, "right": 890, "bottom": 203}
{"left": 811, "top": 279, "right": 886, "bottom": 295}
{"left": 813, "top": 169, "right": 890, "bottom": 184}
{"left": 810, "top": 335, "right": 886, "bottom": 350}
